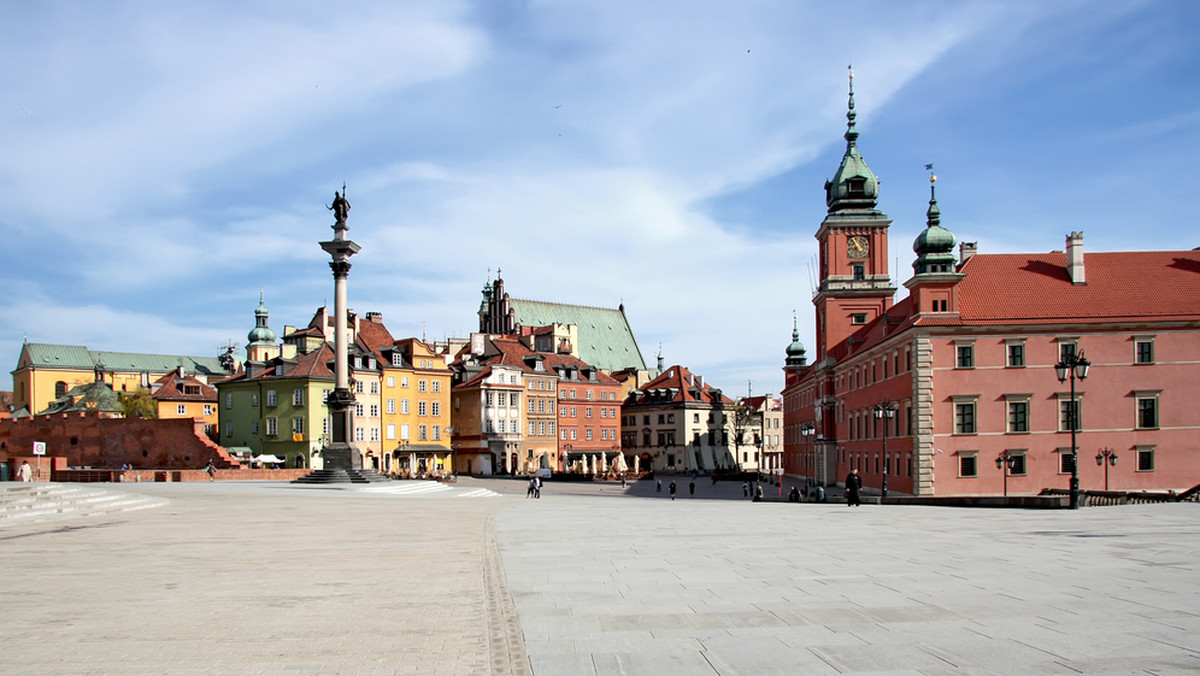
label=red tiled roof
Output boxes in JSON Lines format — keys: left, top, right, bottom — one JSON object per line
{"left": 221, "top": 343, "right": 336, "bottom": 384}
{"left": 633, "top": 364, "right": 730, "bottom": 404}
{"left": 150, "top": 371, "right": 218, "bottom": 402}
{"left": 958, "top": 250, "right": 1200, "bottom": 323}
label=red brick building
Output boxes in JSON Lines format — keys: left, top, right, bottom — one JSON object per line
{"left": 782, "top": 77, "right": 1200, "bottom": 497}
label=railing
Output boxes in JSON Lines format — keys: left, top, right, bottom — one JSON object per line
{"left": 1040, "top": 484, "right": 1200, "bottom": 506}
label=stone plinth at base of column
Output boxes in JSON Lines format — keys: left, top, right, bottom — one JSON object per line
{"left": 291, "top": 443, "right": 391, "bottom": 484}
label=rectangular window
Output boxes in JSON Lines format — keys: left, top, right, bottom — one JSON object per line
{"left": 1007, "top": 452, "right": 1027, "bottom": 476}
{"left": 571, "top": 407, "right": 577, "bottom": 417}
{"left": 355, "top": 403, "right": 364, "bottom": 417}
{"left": 225, "top": 393, "right": 233, "bottom": 410}
{"left": 1007, "top": 401, "right": 1029, "bottom": 433}
{"left": 570, "top": 429, "right": 577, "bottom": 440}
{"left": 401, "top": 376, "right": 409, "bottom": 388}
{"left": 418, "top": 401, "right": 428, "bottom": 417}
{"left": 528, "top": 398, "right": 535, "bottom": 413}
{"left": 548, "top": 422, "right": 554, "bottom": 435}
{"left": 354, "top": 381, "right": 364, "bottom": 394}
{"left": 418, "top": 380, "right": 427, "bottom": 393}
{"left": 1059, "top": 451, "right": 1076, "bottom": 475}
{"left": 586, "top": 429, "right": 593, "bottom": 441}
{"left": 252, "top": 421, "right": 259, "bottom": 435}
{"left": 432, "top": 426, "right": 440, "bottom": 441}
{"left": 955, "top": 402, "right": 976, "bottom": 434}
{"left": 369, "top": 404, "right": 379, "bottom": 418}
{"left": 369, "top": 381, "right": 378, "bottom": 394}
{"left": 509, "top": 420, "right": 518, "bottom": 433}
{"left": 400, "top": 423, "right": 409, "bottom": 440}
{"left": 401, "top": 399, "right": 410, "bottom": 415}
{"left": 510, "top": 393, "right": 520, "bottom": 407}
{"left": 529, "top": 421, "right": 536, "bottom": 436}
{"left": 387, "top": 399, "right": 395, "bottom": 414}
{"left": 266, "top": 390, "right": 277, "bottom": 407}
{"left": 852, "top": 263, "right": 865, "bottom": 280}
{"left": 266, "top": 417, "right": 277, "bottom": 436}
{"left": 177, "top": 404, "right": 187, "bottom": 415}
{"left": 386, "top": 424, "right": 395, "bottom": 440}
{"left": 538, "top": 422, "right": 545, "bottom": 436}
{"left": 292, "top": 417, "right": 304, "bottom": 434}
{"left": 1137, "top": 447, "right": 1155, "bottom": 472}
{"left": 958, "top": 453, "right": 977, "bottom": 478}
{"left": 1059, "top": 399, "right": 1081, "bottom": 432}
{"left": 486, "top": 392, "right": 494, "bottom": 406}
{"left": 851, "top": 313, "right": 867, "bottom": 325}
{"left": 538, "top": 399, "right": 545, "bottom": 413}
{"left": 224, "top": 421, "right": 232, "bottom": 437}
{"left": 370, "top": 427, "right": 379, "bottom": 442}
{"left": 956, "top": 344, "right": 974, "bottom": 368}
{"left": 1007, "top": 342, "right": 1025, "bottom": 367}
{"left": 561, "top": 429, "right": 568, "bottom": 440}
{"left": 1059, "top": 341, "right": 1077, "bottom": 363}
{"left": 1137, "top": 396, "right": 1158, "bottom": 429}
{"left": 1135, "top": 339, "right": 1154, "bottom": 364}
{"left": 586, "top": 407, "right": 593, "bottom": 418}
{"left": 431, "top": 401, "right": 441, "bottom": 417}
{"left": 432, "top": 381, "right": 440, "bottom": 393}
{"left": 203, "top": 404, "right": 214, "bottom": 416}
{"left": 387, "top": 376, "right": 395, "bottom": 388}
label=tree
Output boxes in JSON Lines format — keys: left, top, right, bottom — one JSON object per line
{"left": 729, "top": 398, "right": 760, "bottom": 472}
{"left": 120, "top": 388, "right": 157, "bottom": 419}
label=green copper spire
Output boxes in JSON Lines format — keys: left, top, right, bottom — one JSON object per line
{"left": 247, "top": 290, "right": 278, "bottom": 345}
{"left": 825, "top": 65, "right": 879, "bottom": 212}
{"left": 912, "top": 172, "right": 958, "bottom": 275}
{"left": 785, "top": 315, "right": 807, "bottom": 368}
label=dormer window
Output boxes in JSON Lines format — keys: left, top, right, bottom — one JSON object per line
{"left": 851, "top": 313, "right": 867, "bottom": 325}
{"left": 391, "top": 353, "right": 403, "bottom": 367}
{"left": 847, "top": 178, "right": 866, "bottom": 196}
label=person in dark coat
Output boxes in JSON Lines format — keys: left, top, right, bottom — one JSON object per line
{"left": 845, "top": 468, "right": 863, "bottom": 507}
{"left": 669, "top": 480, "right": 677, "bottom": 501}
{"left": 688, "top": 480, "right": 695, "bottom": 497}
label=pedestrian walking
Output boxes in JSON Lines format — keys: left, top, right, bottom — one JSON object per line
{"left": 527, "top": 477, "right": 537, "bottom": 498}
{"left": 689, "top": 480, "right": 695, "bottom": 497}
{"left": 845, "top": 468, "right": 863, "bottom": 507}
{"left": 669, "top": 480, "right": 677, "bottom": 501}
{"left": 17, "top": 461, "right": 32, "bottom": 482}
{"left": 742, "top": 482, "right": 749, "bottom": 497}
{"left": 535, "top": 476, "right": 542, "bottom": 499}
{"left": 656, "top": 479, "right": 662, "bottom": 493}
{"left": 205, "top": 461, "right": 216, "bottom": 481}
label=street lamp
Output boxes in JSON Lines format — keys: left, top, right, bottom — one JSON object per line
{"left": 1095, "top": 447, "right": 1117, "bottom": 491}
{"left": 995, "top": 450, "right": 1018, "bottom": 497}
{"left": 1055, "top": 350, "right": 1090, "bottom": 509}
{"left": 873, "top": 402, "right": 898, "bottom": 499}
{"left": 800, "top": 423, "right": 815, "bottom": 483}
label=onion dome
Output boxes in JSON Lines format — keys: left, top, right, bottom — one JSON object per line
{"left": 247, "top": 291, "right": 278, "bottom": 345}
{"left": 825, "top": 66, "right": 880, "bottom": 212}
{"left": 912, "top": 175, "right": 958, "bottom": 274}
{"left": 785, "top": 317, "right": 807, "bottom": 368}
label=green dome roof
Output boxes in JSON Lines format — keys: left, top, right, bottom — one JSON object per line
{"left": 785, "top": 319, "right": 807, "bottom": 368}
{"left": 912, "top": 180, "right": 959, "bottom": 275}
{"left": 247, "top": 294, "right": 277, "bottom": 345}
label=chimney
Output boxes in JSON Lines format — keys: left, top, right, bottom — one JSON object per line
{"left": 365, "top": 312, "right": 383, "bottom": 324}
{"left": 959, "top": 241, "right": 977, "bottom": 265}
{"left": 1066, "top": 231, "right": 1085, "bottom": 285}
{"left": 281, "top": 343, "right": 297, "bottom": 359}
{"left": 697, "top": 375, "right": 704, "bottom": 389}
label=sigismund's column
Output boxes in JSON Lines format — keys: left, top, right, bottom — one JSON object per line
{"left": 319, "top": 189, "right": 361, "bottom": 471}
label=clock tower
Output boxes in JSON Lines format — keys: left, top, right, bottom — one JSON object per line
{"left": 812, "top": 68, "right": 896, "bottom": 360}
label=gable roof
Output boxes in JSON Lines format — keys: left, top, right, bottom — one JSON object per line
{"left": 629, "top": 364, "right": 731, "bottom": 405}
{"left": 218, "top": 343, "right": 336, "bottom": 385}
{"left": 508, "top": 299, "right": 646, "bottom": 372}
{"left": 150, "top": 370, "right": 218, "bottom": 402}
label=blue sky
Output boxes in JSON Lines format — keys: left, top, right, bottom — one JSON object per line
{"left": 3, "top": 0, "right": 1198, "bottom": 397}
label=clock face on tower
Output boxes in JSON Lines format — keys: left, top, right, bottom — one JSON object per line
{"left": 847, "top": 236, "right": 870, "bottom": 258}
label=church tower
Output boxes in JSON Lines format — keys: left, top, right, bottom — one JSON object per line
{"left": 245, "top": 291, "right": 279, "bottom": 363}
{"left": 812, "top": 68, "right": 896, "bottom": 360}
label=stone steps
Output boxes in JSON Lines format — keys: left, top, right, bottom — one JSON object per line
{"left": 0, "top": 483, "right": 168, "bottom": 528}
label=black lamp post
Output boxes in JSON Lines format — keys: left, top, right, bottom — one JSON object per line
{"left": 1055, "top": 350, "right": 1090, "bottom": 509}
{"left": 995, "top": 450, "right": 1018, "bottom": 497}
{"left": 873, "top": 402, "right": 898, "bottom": 499}
{"left": 1095, "top": 447, "right": 1117, "bottom": 491}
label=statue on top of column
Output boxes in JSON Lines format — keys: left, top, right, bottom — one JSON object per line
{"left": 327, "top": 188, "right": 351, "bottom": 225}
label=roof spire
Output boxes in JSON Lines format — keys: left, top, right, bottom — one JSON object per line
{"left": 845, "top": 63, "right": 858, "bottom": 147}
{"left": 926, "top": 166, "right": 940, "bottom": 228}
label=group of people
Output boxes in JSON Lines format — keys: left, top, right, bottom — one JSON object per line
{"left": 526, "top": 476, "right": 542, "bottom": 498}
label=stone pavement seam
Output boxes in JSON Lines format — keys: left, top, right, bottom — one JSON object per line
{"left": 484, "top": 509, "right": 534, "bottom": 675}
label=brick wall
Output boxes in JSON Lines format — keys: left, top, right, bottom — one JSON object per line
{"left": 0, "top": 412, "right": 241, "bottom": 470}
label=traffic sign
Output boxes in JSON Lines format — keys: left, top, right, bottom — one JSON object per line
{"left": 32, "top": 441, "right": 46, "bottom": 456}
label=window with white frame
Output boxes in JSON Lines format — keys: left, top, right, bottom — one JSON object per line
{"left": 292, "top": 417, "right": 304, "bottom": 434}
{"left": 432, "top": 425, "right": 440, "bottom": 440}
{"left": 387, "top": 399, "right": 395, "bottom": 414}
{"left": 266, "top": 417, "right": 277, "bottom": 436}
{"left": 355, "top": 427, "right": 365, "bottom": 442}
{"left": 204, "top": 404, "right": 214, "bottom": 416}
{"left": 955, "top": 342, "right": 975, "bottom": 368}
{"left": 387, "top": 376, "right": 395, "bottom": 387}
{"left": 958, "top": 452, "right": 977, "bottom": 477}
{"left": 431, "top": 401, "right": 441, "bottom": 417}
{"left": 431, "top": 381, "right": 440, "bottom": 393}
{"left": 401, "top": 399, "right": 410, "bottom": 414}
{"left": 1006, "top": 396, "right": 1030, "bottom": 433}
{"left": 225, "top": 393, "right": 233, "bottom": 409}
{"left": 1059, "top": 450, "right": 1076, "bottom": 475}
{"left": 177, "top": 404, "right": 187, "bottom": 415}
{"left": 1135, "top": 391, "right": 1159, "bottom": 429}
{"left": 529, "top": 421, "right": 536, "bottom": 436}
{"left": 369, "top": 381, "right": 378, "bottom": 394}
{"left": 355, "top": 403, "right": 364, "bottom": 417}
{"left": 1058, "top": 340, "right": 1078, "bottom": 363}
{"left": 1136, "top": 446, "right": 1155, "bottom": 471}
{"left": 1006, "top": 340, "right": 1025, "bottom": 367}
{"left": 354, "top": 381, "right": 364, "bottom": 394}
{"left": 1058, "top": 396, "right": 1081, "bottom": 432}
{"left": 369, "top": 404, "right": 379, "bottom": 418}
{"left": 418, "top": 380, "right": 427, "bottom": 393}
{"left": 1134, "top": 337, "right": 1155, "bottom": 364}
{"left": 418, "top": 401, "right": 428, "bottom": 416}
{"left": 953, "top": 397, "right": 977, "bottom": 434}
{"left": 386, "top": 424, "right": 395, "bottom": 440}
{"left": 401, "top": 376, "right": 409, "bottom": 388}
{"left": 509, "top": 419, "right": 518, "bottom": 433}
{"left": 266, "top": 390, "right": 277, "bottom": 407}
{"left": 252, "top": 421, "right": 259, "bottom": 434}
{"left": 400, "top": 423, "right": 409, "bottom": 440}
{"left": 224, "top": 421, "right": 233, "bottom": 437}
{"left": 370, "top": 427, "right": 379, "bottom": 442}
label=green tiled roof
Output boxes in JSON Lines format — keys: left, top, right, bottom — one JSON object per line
{"left": 16, "top": 343, "right": 228, "bottom": 377}
{"left": 508, "top": 300, "right": 646, "bottom": 372}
